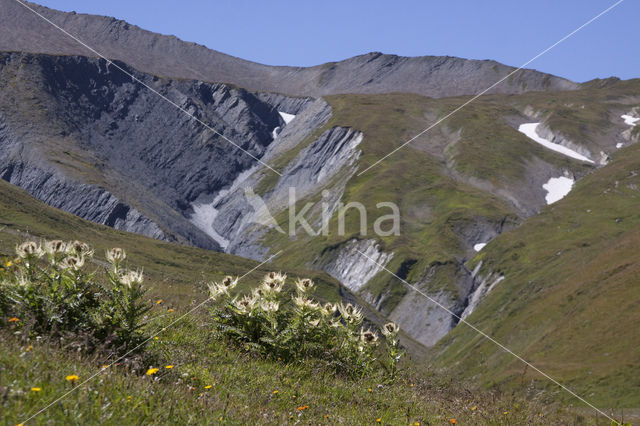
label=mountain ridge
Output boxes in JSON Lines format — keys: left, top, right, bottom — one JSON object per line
{"left": 1, "top": 0, "right": 579, "bottom": 98}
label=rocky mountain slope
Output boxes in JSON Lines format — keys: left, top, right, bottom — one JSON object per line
{"left": 0, "top": 0, "right": 578, "bottom": 98}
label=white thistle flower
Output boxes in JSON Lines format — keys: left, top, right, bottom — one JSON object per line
{"left": 321, "top": 302, "right": 337, "bottom": 316}
{"left": 337, "top": 303, "right": 363, "bottom": 323}
{"left": 106, "top": 247, "right": 126, "bottom": 264}
{"left": 220, "top": 275, "right": 238, "bottom": 291}
{"left": 120, "top": 269, "right": 144, "bottom": 287}
{"left": 260, "top": 301, "right": 279, "bottom": 313}
{"left": 381, "top": 322, "right": 400, "bottom": 337}
{"left": 308, "top": 319, "right": 320, "bottom": 327}
{"left": 67, "top": 240, "right": 93, "bottom": 257}
{"left": 292, "top": 295, "right": 319, "bottom": 310}
{"left": 294, "top": 278, "right": 314, "bottom": 293}
{"left": 360, "top": 329, "right": 379, "bottom": 345}
{"left": 44, "top": 240, "right": 67, "bottom": 255}
{"left": 233, "top": 295, "right": 257, "bottom": 313}
{"left": 263, "top": 271, "right": 286, "bottom": 286}
{"left": 261, "top": 279, "right": 283, "bottom": 293}
{"left": 58, "top": 255, "right": 85, "bottom": 271}
{"left": 15, "top": 241, "right": 43, "bottom": 259}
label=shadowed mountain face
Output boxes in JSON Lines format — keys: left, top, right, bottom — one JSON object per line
{"left": 0, "top": 0, "right": 578, "bottom": 98}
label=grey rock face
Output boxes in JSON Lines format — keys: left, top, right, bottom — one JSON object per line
{"left": 0, "top": 52, "right": 289, "bottom": 247}
{"left": 0, "top": 0, "right": 578, "bottom": 98}
{"left": 317, "top": 239, "right": 394, "bottom": 292}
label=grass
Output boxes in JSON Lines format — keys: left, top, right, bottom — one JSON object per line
{"left": 434, "top": 138, "right": 640, "bottom": 409}
{"left": 0, "top": 315, "right": 581, "bottom": 425}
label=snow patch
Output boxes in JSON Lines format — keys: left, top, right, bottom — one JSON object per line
{"left": 518, "top": 123, "right": 594, "bottom": 163}
{"left": 473, "top": 243, "right": 487, "bottom": 252}
{"left": 189, "top": 164, "right": 262, "bottom": 251}
{"left": 542, "top": 176, "right": 574, "bottom": 205}
{"left": 278, "top": 111, "right": 295, "bottom": 124}
{"left": 616, "top": 142, "right": 624, "bottom": 149}
{"left": 621, "top": 114, "right": 640, "bottom": 126}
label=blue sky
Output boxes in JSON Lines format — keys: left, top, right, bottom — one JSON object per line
{"left": 34, "top": 0, "right": 637, "bottom": 82}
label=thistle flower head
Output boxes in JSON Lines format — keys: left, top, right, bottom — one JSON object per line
{"left": 207, "top": 282, "right": 226, "bottom": 299}
{"left": 337, "top": 303, "right": 363, "bottom": 324}
{"left": 233, "top": 295, "right": 257, "bottom": 313}
{"left": 261, "top": 278, "right": 283, "bottom": 293}
{"left": 360, "top": 328, "right": 379, "bottom": 345}
{"left": 263, "top": 271, "right": 286, "bottom": 286}
{"left": 120, "top": 269, "right": 144, "bottom": 287}
{"left": 308, "top": 319, "right": 320, "bottom": 327}
{"left": 44, "top": 240, "right": 67, "bottom": 255}
{"left": 321, "top": 302, "right": 337, "bottom": 316}
{"left": 58, "top": 255, "right": 85, "bottom": 271}
{"left": 260, "top": 300, "right": 279, "bottom": 313}
{"left": 292, "top": 295, "right": 319, "bottom": 310}
{"left": 16, "top": 241, "right": 43, "bottom": 259}
{"left": 67, "top": 240, "right": 93, "bottom": 257}
{"left": 251, "top": 287, "right": 265, "bottom": 300}
{"left": 106, "top": 247, "right": 126, "bottom": 264}
{"left": 221, "top": 275, "right": 238, "bottom": 289}
{"left": 295, "top": 278, "right": 314, "bottom": 293}
{"left": 381, "top": 322, "right": 400, "bottom": 337}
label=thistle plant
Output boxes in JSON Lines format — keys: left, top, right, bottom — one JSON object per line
{"left": 207, "top": 272, "right": 403, "bottom": 378}
{"left": 0, "top": 239, "right": 151, "bottom": 355}
{"left": 381, "top": 321, "right": 404, "bottom": 381}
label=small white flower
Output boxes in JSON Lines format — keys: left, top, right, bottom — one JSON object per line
{"left": 292, "top": 295, "right": 319, "bottom": 310}
{"left": 120, "top": 269, "right": 144, "bottom": 287}
{"left": 67, "top": 240, "right": 93, "bottom": 257}
{"left": 44, "top": 240, "right": 67, "bottom": 255}
{"left": 381, "top": 322, "right": 400, "bottom": 337}
{"left": 295, "top": 278, "right": 314, "bottom": 293}
{"left": 15, "top": 241, "right": 43, "bottom": 259}
{"left": 360, "top": 328, "right": 379, "bottom": 345}
{"left": 58, "top": 255, "right": 85, "bottom": 271}
{"left": 106, "top": 247, "right": 126, "bottom": 264}
{"left": 260, "top": 301, "right": 279, "bottom": 313}
{"left": 321, "top": 302, "right": 337, "bottom": 316}
{"left": 337, "top": 303, "right": 363, "bottom": 323}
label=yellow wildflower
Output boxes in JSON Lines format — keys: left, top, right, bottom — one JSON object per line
{"left": 503, "top": 411, "right": 509, "bottom": 415}
{"left": 8, "top": 317, "right": 19, "bottom": 323}
{"left": 65, "top": 375, "right": 79, "bottom": 382}
{"left": 145, "top": 368, "right": 159, "bottom": 376}
{"left": 31, "top": 387, "right": 41, "bottom": 392}
{"left": 26, "top": 345, "right": 33, "bottom": 352}
{"left": 296, "top": 405, "right": 309, "bottom": 411}
{"left": 471, "top": 405, "right": 477, "bottom": 411}
{"left": 168, "top": 308, "right": 175, "bottom": 313}
{"left": 153, "top": 336, "right": 159, "bottom": 340}
{"left": 156, "top": 299, "right": 163, "bottom": 305}
{"left": 376, "top": 419, "right": 381, "bottom": 423}
{"left": 165, "top": 365, "right": 173, "bottom": 369}
{"left": 6, "top": 261, "right": 12, "bottom": 267}
{"left": 368, "top": 388, "right": 372, "bottom": 393}
{"left": 450, "top": 420, "right": 457, "bottom": 424}
{"left": 273, "top": 390, "right": 279, "bottom": 394}
{"left": 204, "top": 385, "right": 212, "bottom": 389}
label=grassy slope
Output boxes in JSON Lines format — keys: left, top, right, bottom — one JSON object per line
{"left": 0, "top": 179, "right": 345, "bottom": 305}
{"left": 0, "top": 316, "right": 580, "bottom": 425}
{"left": 434, "top": 141, "right": 640, "bottom": 408}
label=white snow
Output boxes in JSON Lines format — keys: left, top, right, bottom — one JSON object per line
{"left": 518, "top": 123, "right": 594, "bottom": 164}
{"left": 189, "top": 163, "right": 262, "bottom": 250}
{"left": 473, "top": 243, "right": 487, "bottom": 252}
{"left": 616, "top": 142, "right": 624, "bottom": 149}
{"left": 271, "top": 126, "right": 281, "bottom": 139}
{"left": 278, "top": 111, "right": 295, "bottom": 124}
{"left": 621, "top": 114, "right": 640, "bottom": 126}
{"left": 542, "top": 176, "right": 574, "bottom": 205}
{"left": 190, "top": 202, "right": 230, "bottom": 249}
